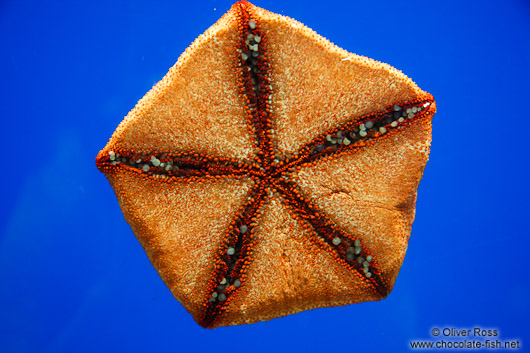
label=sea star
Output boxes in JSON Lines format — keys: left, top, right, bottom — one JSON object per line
{"left": 96, "top": 1, "right": 436, "bottom": 328}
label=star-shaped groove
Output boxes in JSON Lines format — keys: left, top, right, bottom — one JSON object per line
{"left": 96, "top": 1, "right": 436, "bottom": 328}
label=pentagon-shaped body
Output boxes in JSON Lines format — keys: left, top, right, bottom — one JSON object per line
{"left": 96, "top": 1, "right": 435, "bottom": 328}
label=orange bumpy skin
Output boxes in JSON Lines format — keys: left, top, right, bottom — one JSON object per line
{"left": 96, "top": 1, "right": 436, "bottom": 328}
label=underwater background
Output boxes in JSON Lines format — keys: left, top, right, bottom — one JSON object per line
{"left": 1, "top": 0, "right": 529, "bottom": 352}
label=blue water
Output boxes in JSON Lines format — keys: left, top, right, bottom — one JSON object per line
{"left": 1, "top": 0, "right": 529, "bottom": 352}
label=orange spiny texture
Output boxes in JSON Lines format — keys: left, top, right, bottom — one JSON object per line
{"left": 96, "top": 0, "right": 436, "bottom": 328}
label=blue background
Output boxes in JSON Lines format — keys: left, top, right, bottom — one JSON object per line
{"left": 1, "top": 0, "right": 529, "bottom": 352}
